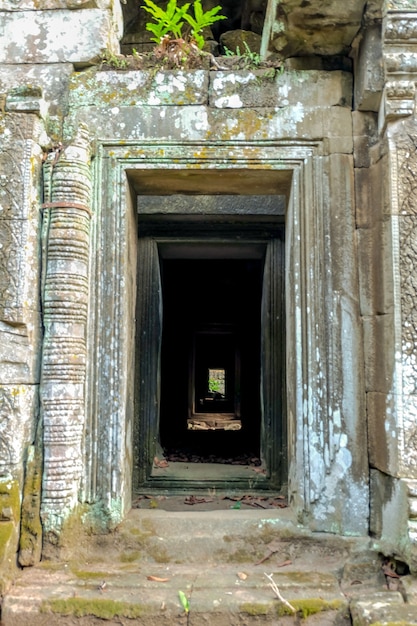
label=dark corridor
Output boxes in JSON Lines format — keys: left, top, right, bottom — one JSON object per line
{"left": 159, "top": 257, "right": 264, "bottom": 463}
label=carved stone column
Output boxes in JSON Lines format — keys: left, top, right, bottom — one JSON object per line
{"left": 40, "top": 127, "right": 91, "bottom": 533}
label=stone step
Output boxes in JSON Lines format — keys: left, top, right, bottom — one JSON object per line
{"left": 0, "top": 562, "right": 350, "bottom": 625}
{"left": 2, "top": 508, "right": 417, "bottom": 625}
{"left": 3, "top": 558, "right": 415, "bottom": 625}
{"left": 89, "top": 507, "right": 369, "bottom": 566}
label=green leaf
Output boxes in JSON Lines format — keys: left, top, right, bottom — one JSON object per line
{"left": 178, "top": 590, "right": 190, "bottom": 614}
{"left": 192, "top": 31, "right": 204, "bottom": 49}
{"left": 193, "top": 0, "right": 203, "bottom": 22}
{"left": 141, "top": 0, "right": 166, "bottom": 20}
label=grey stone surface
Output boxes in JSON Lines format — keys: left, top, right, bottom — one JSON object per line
{"left": 357, "top": 224, "right": 394, "bottom": 317}
{"left": 351, "top": 592, "right": 417, "bottom": 625}
{"left": 262, "top": 0, "right": 367, "bottom": 58}
{"left": 69, "top": 69, "right": 209, "bottom": 108}
{"left": 352, "top": 24, "right": 384, "bottom": 113}
{"left": 352, "top": 111, "right": 379, "bottom": 169}
{"left": 354, "top": 152, "right": 388, "bottom": 230}
{"left": 209, "top": 69, "right": 352, "bottom": 109}
{"left": 66, "top": 103, "right": 353, "bottom": 154}
{"left": 367, "top": 391, "right": 398, "bottom": 474}
{"left": 0, "top": 9, "right": 120, "bottom": 64}
{"left": 0, "top": 65, "right": 73, "bottom": 117}
{"left": 137, "top": 194, "right": 286, "bottom": 215}
{"left": 363, "top": 315, "right": 395, "bottom": 393}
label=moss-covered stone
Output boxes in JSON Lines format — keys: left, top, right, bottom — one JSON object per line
{"left": 40, "top": 597, "right": 148, "bottom": 619}
{"left": 70, "top": 567, "right": 108, "bottom": 580}
{"left": 0, "top": 522, "right": 15, "bottom": 562}
{"left": 240, "top": 602, "right": 272, "bottom": 616}
{"left": 19, "top": 435, "right": 43, "bottom": 567}
{"left": 0, "top": 478, "right": 21, "bottom": 594}
{"left": 276, "top": 597, "right": 345, "bottom": 618}
{"left": 119, "top": 549, "right": 141, "bottom": 563}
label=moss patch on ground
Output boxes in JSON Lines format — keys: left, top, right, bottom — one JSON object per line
{"left": 240, "top": 602, "right": 272, "bottom": 616}
{"left": 241, "top": 598, "right": 345, "bottom": 619}
{"left": 40, "top": 597, "right": 148, "bottom": 619}
{"left": 277, "top": 598, "right": 345, "bottom": 618}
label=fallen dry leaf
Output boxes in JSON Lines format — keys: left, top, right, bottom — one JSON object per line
{"left": 184, "top": 495, "right": 213, "bottom": 505}
{"left": 147, "top": 575, "right": 170, "bottom": 582}
{"left": 153, "top": 457, "right": 169, "bottom": 468}
{"left": 237, "top": 572, "right": 248, "bottom": 580}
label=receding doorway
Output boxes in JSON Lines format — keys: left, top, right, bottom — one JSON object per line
{"left": 135, "top": 203, "right": 286, "bottom": 492}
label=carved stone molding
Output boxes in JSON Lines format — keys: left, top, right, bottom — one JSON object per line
{"left": 395, "top": 126, "right": 417, "bottom": 216}
{"left": 0, "top": 388, "right": 14, "bottom": 477}
{"left": 387, "top": 1, "right": 417, "bottom": 10}
{"left": 385, "top": 51, "right": 417, "bottom": 74}
{"left": 406, "top": 480, "right": 417, "bottom": 547}
{"left": 40, "top": 126, "right": 91, "bottom": 532}
{"left": 0, "top": 114, "right": 42, "bottom": 323}
{"left": 384, "top": 80, "right": 416, "bottom": 122}
{"left": 382, "top": 12, "right": 417, "bottom": 125}
{"left": 385, "top": 15, "right": 417, "bottom": 41}
{"left": 389, "top": 122, "right": 417, "bottom": 477}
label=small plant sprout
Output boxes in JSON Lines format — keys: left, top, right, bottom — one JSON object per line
{"left": 178, "top": 590, "right": 190, "bottom": 614}
{"left": 222, "top": 41, "right": 262, "bottom": 68}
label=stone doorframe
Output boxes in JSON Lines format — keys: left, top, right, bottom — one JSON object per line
{"left": 40, "top": 135, "right": 368, "bottom": 535}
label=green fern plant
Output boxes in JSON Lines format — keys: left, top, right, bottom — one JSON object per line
{"left": 141, "top": 0, "right": 191, "bottom": 43}
{"left": 141, "top": 0, "right": 226, "bottom": 49}
{"left": 183, "top": 0, "right": 226, "bottom": 49}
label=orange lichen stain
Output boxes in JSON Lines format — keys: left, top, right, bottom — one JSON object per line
{"left": 215, "top": 110, "right": 273, "bottom": 142}
{"left": 30, "top": 155, "right": 39, "bottom": 176}
{"left": 192, "top": 146, "right": 210, "bottom": 160}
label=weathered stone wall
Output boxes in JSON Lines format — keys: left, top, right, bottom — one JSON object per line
{"left": 0, "top": 114, "right": 44, "bottom": 590}
{"left": 2, "top": 0, "right": 417, "bottom": 587}
{"left": 352, "top": 1, "right": 417, "bottom": 570}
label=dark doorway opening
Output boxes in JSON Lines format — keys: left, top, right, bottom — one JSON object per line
{"left": 135, "top": 211, "right": 286, "bottom": 491}
{"left": 159, "top": 257, "right": 263, "bottom": 465}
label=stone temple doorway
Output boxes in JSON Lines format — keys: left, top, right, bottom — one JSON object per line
{"left": 135, "top": 206, "right": 285, "bottom": 492}
{"left": 82, "top": 144, "right": 366, "bottom": 533}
